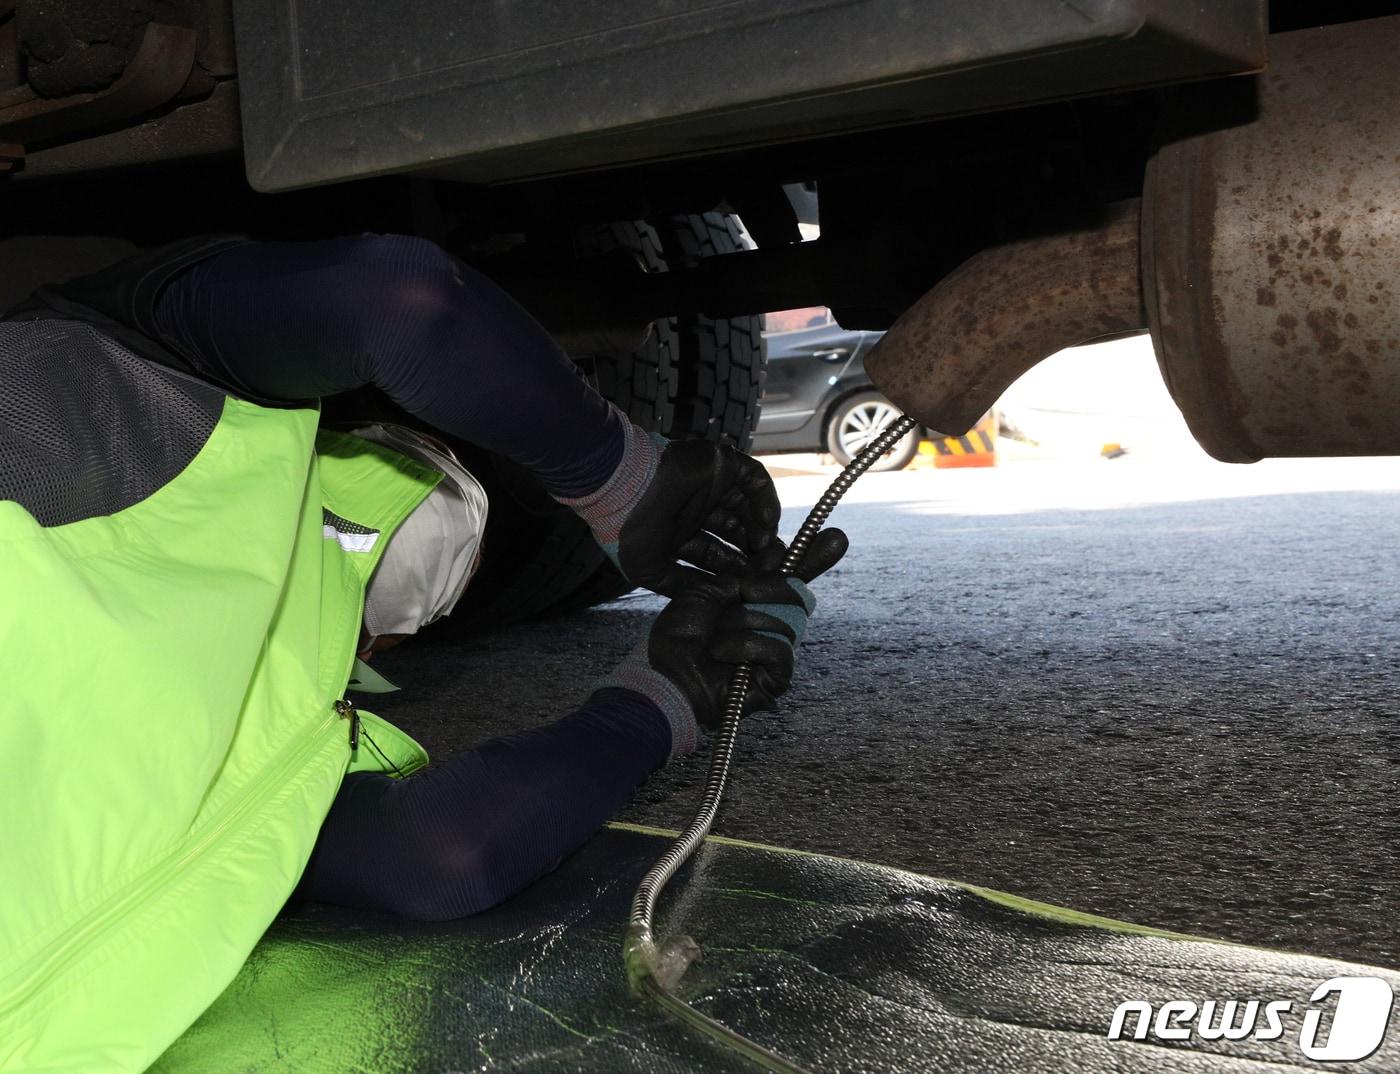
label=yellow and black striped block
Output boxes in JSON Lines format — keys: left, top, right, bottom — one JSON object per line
{"left": 922, "top": 413, "right": 997, "bottom": 468}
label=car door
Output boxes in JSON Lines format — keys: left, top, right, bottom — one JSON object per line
{"left": 758, "top": 307, "right": 869, "bottom": 438}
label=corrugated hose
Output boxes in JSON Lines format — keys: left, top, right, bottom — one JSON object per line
{"left": 624, "top": 414, "right": 920, "bottom": 1073}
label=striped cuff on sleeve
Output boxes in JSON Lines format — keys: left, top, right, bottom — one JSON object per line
{"left": 553, "top": 405, "right": 664, "bottom": 552}
{"left": 593, "top": 638, "right": 698, "bottom": 758}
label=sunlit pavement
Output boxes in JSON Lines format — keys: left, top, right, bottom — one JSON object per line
{"left": 761, "top": 449, "right": 1400, "bottom": 515}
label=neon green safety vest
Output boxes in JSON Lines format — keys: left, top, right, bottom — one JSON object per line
{"left": 0, "top": 330, "right": 440, "bottom": 1072}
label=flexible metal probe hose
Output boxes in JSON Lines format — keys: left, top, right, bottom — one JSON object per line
{"left": 624, "top": 414, "right": 920, "bottom": 1072}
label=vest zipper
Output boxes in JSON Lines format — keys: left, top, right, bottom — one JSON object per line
{"left": 0, "top": 706, "right": 345, "bottom": 1021}
{"left": 335, "top": 698, "right": 360, "bottom": 750}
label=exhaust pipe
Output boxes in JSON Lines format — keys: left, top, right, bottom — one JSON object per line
{"left": 865, "top": 201, "right": 1145, "bottom": 437}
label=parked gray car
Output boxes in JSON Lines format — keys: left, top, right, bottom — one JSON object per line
{"left": 752, "top": 307, "right": 922, "bottom": 470}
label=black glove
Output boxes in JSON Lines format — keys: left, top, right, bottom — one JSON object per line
{"left": 596, "top": 528, "right": 848, "bottom": 751}
{"left": 617, "top": 438, "right": 783, "bottom": 596}
{"left": 557, "top": 420, "right": 782, "bottom": 598}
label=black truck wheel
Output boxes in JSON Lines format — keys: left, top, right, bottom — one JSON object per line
{"left": 662, "top": 213, "right": 766, "bottom": 454}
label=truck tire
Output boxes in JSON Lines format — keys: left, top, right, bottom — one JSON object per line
{"left": 661, "top": 212, "right": 766, "bottom": 453}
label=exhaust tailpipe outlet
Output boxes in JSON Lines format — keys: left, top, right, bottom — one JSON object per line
{"left": 865, "top": 201, "right": 1146, "bottom": 437}
{"left": 1143, "top": 16, "right": 1400, "bottom": 462}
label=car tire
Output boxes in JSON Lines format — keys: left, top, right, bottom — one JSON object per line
{"left": 825, "top": 391, "right": 920, "bottom": 471}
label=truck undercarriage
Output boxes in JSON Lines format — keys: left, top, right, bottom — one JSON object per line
{"left": 1, "top": 1, "right": 1397, "bottom": 618}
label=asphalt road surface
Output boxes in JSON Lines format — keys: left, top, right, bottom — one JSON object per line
{"left": 372, "top": 453, "right": 1400, "bottom": 969}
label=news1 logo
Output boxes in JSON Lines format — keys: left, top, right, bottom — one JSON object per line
{"left": 1107, "top": 977, "right": 1394, "bottom": 1062}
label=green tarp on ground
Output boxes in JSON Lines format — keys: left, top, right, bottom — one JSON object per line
{"left": 153, "top": 824, "right": 1397, "bottom": 1073}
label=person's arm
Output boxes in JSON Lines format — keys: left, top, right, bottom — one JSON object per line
{"left": 297, "top": 529, "right": 847, "bottom": 920}
{"left": 150, "top": 233, "right": 782, "bottom": 591}
{"left": 151, "top": 233, "right": 626, "bottom": 498}
{"left": 296, "top": 688, "right": 674, "bottom": 920}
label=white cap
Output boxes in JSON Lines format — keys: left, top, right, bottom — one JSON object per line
{"left": 351, "top": 424, "right": 489, "bottom": 638}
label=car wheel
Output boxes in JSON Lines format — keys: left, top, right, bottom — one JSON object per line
{"left": 825, "top": 392, "right": 920, "bottom": 471}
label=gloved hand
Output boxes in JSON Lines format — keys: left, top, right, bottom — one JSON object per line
{"left": 556, "top": 415, "right": 782, "bottom": 597}
{"left": 595, "top": 527, "right": 848, "bottom": 755}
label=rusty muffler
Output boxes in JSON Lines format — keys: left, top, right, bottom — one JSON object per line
{"left": 1143, "top": 17, "right": 1400, "bottom": 462}
{"left": 868, "top": 16, "right": 1400, "bottom": 460}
